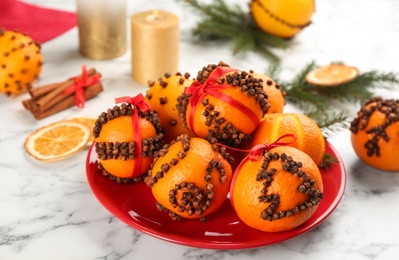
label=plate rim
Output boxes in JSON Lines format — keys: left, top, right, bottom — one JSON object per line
{"left": 86, "top": 141, "right": 346, "bottom": 249}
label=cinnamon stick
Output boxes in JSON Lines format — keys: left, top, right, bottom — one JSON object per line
{"left": 29, "top": 82, "right": 61, "bottom": 99}
{"left": 35, "top": 68, "right": 97, "bottom": 113}
{"left": 32, "top": 82, "right": 104, "bottom": 120}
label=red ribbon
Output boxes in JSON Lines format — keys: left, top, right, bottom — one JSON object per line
{"left": 220, "top": 134, "right": 297, "bottom": 173}
{"left": 63, "top": 65, "right": 101, "bottom": 108}
{"left": 184, "top": 66, "right": 260, "bottom": 135}
{"left": 115, "top": 93, "right": 151, "bottom": 178}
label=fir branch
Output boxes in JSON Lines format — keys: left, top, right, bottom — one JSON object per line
{"left": 267, "top": 61, "right": 399, "bottom": 135}
{"left": 176, "top": 0, "right": 288, "bottom": 62}
{"left": 313, "top": 70, "right": 399, "bottom": 104}
{"left": 307, "top": 110, "right": 350, "bottom": 137}
{"left": 319, "top": 153, "right": 339, "bottom": 171}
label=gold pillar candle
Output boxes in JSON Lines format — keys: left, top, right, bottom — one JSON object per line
{"left": 77, "top": 0, "right": 127, "bottom": 60}
{"left": 131, "top": 10, "right": 179, "bottom": 85}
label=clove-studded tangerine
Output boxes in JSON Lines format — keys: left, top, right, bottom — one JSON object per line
{"left": 144, "top": 134, "right": 233, "bottom": 220}
{"left": 93, "top": 94, "right": 164, "bottom": 183}
{"left": 177, "top": 62, "right": 270, "bottom": 147}
{"left": 145, "top": 72, "right": 195, "bottom": 144}
{"left": 251, "top": 72, "right": 285, "bottom": 114}
{"left": 0, "top": 29, "right": 43, "bottom": 96}
{"left": 350, "top": 97, "right": 399, "bottom": 171}
{"left": 230, "top": 145, "right": 323, "bottom": 232}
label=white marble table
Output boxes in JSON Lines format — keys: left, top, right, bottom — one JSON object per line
{"left": 1, "top": 0, "right": 399, "bottom": 259}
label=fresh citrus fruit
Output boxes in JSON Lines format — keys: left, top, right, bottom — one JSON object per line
{"left": 66, "top": 116, "right": 96, "bottom": 145}
{"left": 251, "top": 73, "right": 285, "bottom": 113}
{"left": 248, "top": 113, "right": 325, "bottom": 166}
{"left": 24, "top": 120, "right": 90, "bottom": 162}
{"left": 0, "top": 29, "right": 43, "bottom": 95}
{"left": 177, "top": 62, "right": 269, "bottom": 147}
{"left": 145, "top": 72, "right": 195, "bottom": 144}
{"left": 306, "top": 64, "right": 359, "bottom": 87}
{"left": 250, "top": 0, "right": 314, "bottom": 38}
{"left": 93, "top": 102, "right": 163, "bottom": 182}
{"left": 145, "top": 135, "right": 233, "bottom": 220}
{"left": 350, "top": 97, "right": 399, "bottom": 171}
{"left": 230, "top": 145, "right": 323, "bottom": 232}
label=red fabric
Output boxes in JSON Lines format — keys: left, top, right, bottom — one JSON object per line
{"left": 0, "top": 0, "right": 76, "bottom": 43}
{"left": 115, "top": 94, "right": 151, "bottom": 179}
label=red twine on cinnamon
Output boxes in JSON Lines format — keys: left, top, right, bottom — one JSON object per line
{"left": 63, "top": 65, "right": 100, "bottom": 108}
{"left": 115, "top": 93, "right": 151, "bottom": 178}
{"left": 184, "top": 66, "right": 260, "bottom": 135}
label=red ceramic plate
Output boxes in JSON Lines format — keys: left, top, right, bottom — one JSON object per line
{"left": 86, "top": 141, "right": 346, "bottom": 249}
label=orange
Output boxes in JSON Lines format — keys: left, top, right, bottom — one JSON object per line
{"left": 145, "top": 135, "right": 233, "bottom": 220}
{"left": 145, "top": 72, "right": 195, "bottom": 144}
{"left": 350, "top": 97, "right": 399, "bottom": 171}
{"left": 250, "top": 0, "right": 314, "bottom": 38}
{"left": 24, "top": 120, "right": 90, "bottom": 161}
{"left": 251, "top": 73, "right": 285, "bottom": 113}
{"left": 306, "top": 64, "right": 359, "bottom": 87}
{"left": 66, "top": 116, "right": 96, "bottom": 145}
{"left": 230, "top": 145, "right": 323, "bottom": 232}
{"left": 248, "top": 113, "right": 325, "bottom": 166}
{"left": 177, "top": 63, "right": 269, "bottom": 147}
{"left": 0, "top": 29, "right": 43, "bottom": 95}
{"left": 93, "top": 103, "right": 163, "bottom": 181}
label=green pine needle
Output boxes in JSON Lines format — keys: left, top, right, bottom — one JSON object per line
{"left": 319, "top": 153, "right": 339, "bottom": 171}
{"left": 268, "top": 61, "right": 399, "bottom": 135}
{"left": 176, "top": 0, "right": 288, "bottom": 62}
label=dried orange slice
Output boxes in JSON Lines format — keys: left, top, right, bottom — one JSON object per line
{"left": 66, "top": 116, "right": 96, "bottom": 145}
{"left": 306, "top": 64, "right": 359, "bottom": 87}
{"left": 24, "top": 121, "right": 90, "bottom": 162}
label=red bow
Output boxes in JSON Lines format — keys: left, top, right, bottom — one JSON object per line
{"left": 115, "top": 93, "right": 151, "bottom": 178}
{"left": 221, "top": 134, "right": 297, "bottom": 174}
{"left": 184, "top": 66, "right": 260, "bottom": 135}
{"left": 63, "top": 65, "right": 100, "bottom": 108}
{"left": 247, "top": 134, "right": 297, "bottom": 161}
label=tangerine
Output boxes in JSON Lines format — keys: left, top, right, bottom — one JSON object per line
{"left": 251, "top": 73, "right": 285, "bottom": 113}
{"left": 145, "top": 72, "right": 194, "bottom": 144}
{"left": 144, "top": 135, "right": 233, "bottom": 220}
{"left": 248, "top": 113, "right": 325, "bottom": 166}
{"left": 177, "top": 62, "right": 269, "bottom": 147}
{"left": 250, "top": 0, "right": 315, "bottom": 38}
{"left": 350, "top": 97, "right": 399, "bottom": 171}
{"left": 93, "top": 102, "right": 163, "bottom": 182}
{"left": 230, "top": 145, "right": 323, "bottom": 232}
{"left": 0, "top": 29, "right": 43, "bottom": 95}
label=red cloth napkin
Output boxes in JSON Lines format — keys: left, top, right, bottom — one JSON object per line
{"left": 0, "top": 0, "right": 76, "bottom": 43}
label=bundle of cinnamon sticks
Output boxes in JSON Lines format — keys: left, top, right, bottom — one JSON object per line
{"left": 22, "top": 68, "right": 103, "bottom": 120}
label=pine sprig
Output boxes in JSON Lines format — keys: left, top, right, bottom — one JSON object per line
{"left": 319, "top": 153, "right": 339, "bottom": 171}
{"left": 268, "top": 61, "right": 399, "bottom": 134}
{"left": 306, "top": 110, "right": 349, "bottom": 137}
{"left": 176, "top": 0, "right": 288, "bottom": 62}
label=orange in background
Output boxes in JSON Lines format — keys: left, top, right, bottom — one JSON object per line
{"left": 0, "top": 30, "right": 43, "bottom": 95}
{"left": 350, "top": 97, "right": 399, "bottom": 171}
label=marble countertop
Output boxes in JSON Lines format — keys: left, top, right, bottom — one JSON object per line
{"left": 1, "top": 0, "right": 399, "bottom": 259}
